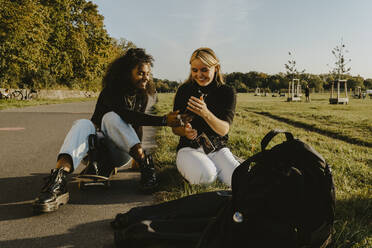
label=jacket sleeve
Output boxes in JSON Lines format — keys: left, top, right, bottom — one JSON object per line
{"left": 215, "top": 86, "right": 236, "bottom": 124}
{"left": 173, "top": 83, "right": 188, "bottom": 112}
{"left": 113, "top": 107, "right": 165, "bottom": 126}
{"left": 111, "top": 94, "right": 164, "bottom": 126}
{"left": 91, "top": 89, "right": 165, "bottom": 127}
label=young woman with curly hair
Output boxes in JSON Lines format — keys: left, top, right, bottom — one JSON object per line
{"left": 33, "top": 48, "right": 185, "bottom": 213}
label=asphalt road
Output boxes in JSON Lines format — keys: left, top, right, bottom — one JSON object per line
{"left": 0, "top": 100, "right": 157, "bottom": 248}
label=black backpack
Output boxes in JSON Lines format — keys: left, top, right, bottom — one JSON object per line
{"left": 113, "top": 130, "right": 335, "bottom": 248}
{"left": 196, "top": 129, "right": 335, "bottom": 248}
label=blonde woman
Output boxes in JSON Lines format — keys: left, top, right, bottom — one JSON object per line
{"left": 172, "top": 47, "right": 240, "bottom": 186}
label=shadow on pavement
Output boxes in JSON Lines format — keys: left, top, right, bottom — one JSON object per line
{"left": 0, "top": 219, "right": 116, "bottom": 248}
{"left": 0, "top": 170, "right": 151, "bottom": 221}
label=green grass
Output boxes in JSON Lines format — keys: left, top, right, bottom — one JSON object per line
{"left": 152, "top": 93, "right": 372, "bottom": 248}
{"left": 0, "top": 97, "right": 96, "bottom": 110}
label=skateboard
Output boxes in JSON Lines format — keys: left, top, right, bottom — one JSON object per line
{"left": 76, "top": 167, "right": 118, "bottom": 189}
{"left": 76, "top": 133, "right": 118, "bottom": 189}
{"left": 76, "top": 156, "right": 133, "bottom": 189}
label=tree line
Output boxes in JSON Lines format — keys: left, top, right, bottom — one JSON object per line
{"left": 154, "top": 72, "right": 372, "bottom": 93}
{"left": 155, "top": 42, "right": 372, "bottom": 93}
{"left": 156, "top": 41, "right": 371, "bottom": 94}
{"left": 224, "top": 72, "right": 372, "bottom": 93}
{"left": 0, "top": 0, "right": 134, "bottom": 91}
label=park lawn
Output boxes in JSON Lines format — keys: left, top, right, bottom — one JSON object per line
{"left": 0, "top": 97, "right": 96, "bottom": 110}
{"left": 152, "top": 92, "right": 372, "bottom": 248}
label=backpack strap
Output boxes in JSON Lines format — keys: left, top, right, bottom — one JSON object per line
{"left": 231, "top": 152, "right": 264, "bottom": 200}
{"left": 261, "top": 129, "right": 294, "bottom": 151}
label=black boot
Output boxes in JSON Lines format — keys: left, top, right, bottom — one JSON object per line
{"left": 33, "top": 168, "right": 69, "bottom": 213}
{"left": 139, "top": 153, "right": 158, "bottom": 193}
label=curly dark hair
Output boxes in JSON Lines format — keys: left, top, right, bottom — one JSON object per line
{"left": 102, "top": 48, "right": 156, "bottom": 95}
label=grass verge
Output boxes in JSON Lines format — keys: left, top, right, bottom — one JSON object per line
{"left": 152, "top": 92, "right": 371, "bottom": 248}
{"left": 0, "top": 98, "right": 96, "bottom": 110}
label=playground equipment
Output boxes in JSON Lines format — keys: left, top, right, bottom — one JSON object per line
{"left": 261, "top": 89, "right": 268, "bottom": 97}
{"left": 329, "top": 79, "right": 348, "bottom": 104}
{"left": 254, "top": 87, "right": 261, "bottom": 96}
{"left": 352, "top": 86, "right": 366, "bottom": 99}
{"left": 367, "top": 89, "right": 372, "bottom": 99}
{"left": 287, "top": 79, "right": 301, "bottom": 102}
{"left": 353, "top": 87, "right": 361, "bottom": 98}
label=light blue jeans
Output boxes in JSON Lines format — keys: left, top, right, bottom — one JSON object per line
{"left": 58, "top": 111, "right": 139, "bottom": 170}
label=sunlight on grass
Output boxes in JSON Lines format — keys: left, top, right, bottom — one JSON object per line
{"left": 153, "top": 92, "right": 372, "bottom": 248}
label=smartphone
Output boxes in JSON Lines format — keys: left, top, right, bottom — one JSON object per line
{"left": 196, "top": 132, "right": 215, "bottom": 154}
{"left": 184, "top": 89, "right": 206, "bottom": 114}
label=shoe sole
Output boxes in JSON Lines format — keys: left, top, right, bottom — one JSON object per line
{"left": 33, "top": 192, "right": 69, "bottom": 213}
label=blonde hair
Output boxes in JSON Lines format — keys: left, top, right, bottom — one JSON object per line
{"left": 185, "top": 47, "right": 224, "bottom": 85}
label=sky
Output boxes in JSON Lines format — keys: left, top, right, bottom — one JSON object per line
{"left": 90, "top": 0, "right": 372, "bottom": 81}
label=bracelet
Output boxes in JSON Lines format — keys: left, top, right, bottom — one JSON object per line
{"left": 161, "top": 115, "right": 167, "bottom": 126}
{"left": 177, "top": 114, "right": 184, "bottom": 126}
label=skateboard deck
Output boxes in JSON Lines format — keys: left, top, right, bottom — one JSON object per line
{"left": 76, "top": 167, "right": 117, "bottom": 189}
{"left": 76, "top": 132, "right": 135, "bottom": 189}
{"left": 76, "top": 156, "right": 134, "bottom": 189}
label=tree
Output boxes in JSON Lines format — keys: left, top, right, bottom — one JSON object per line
{"left": 232, "top": 80, "right": 248, "bottom": 92}
{"left": 223, "top": 71, "right": 367, "bottom": 93}
{"left": 0, "top": 0, "right": 133, "bottom": 90}
{"left": 328, "top": 39, "right": 351, "bottom": 80}
{"left": 113, "top": 38, "right": 136, "bottom": 55}
{"left": 347, "top": 76, "right": 364, "bottom": 90}
{"left": 303, "top": 74, "right": 325, "bottom": 92}
{"left": 364, "top": 79, "right": 372, "bottom": 89}
{"left": 284, "top": 51, "right": 305, "bottom": 82}
{"left": 0, "top": 0, "right": 51, "bottom": 88}
{"left": 153, "top": 78, "right": 179, "bottom": 93}
{"left": 43, "top": 0, "right": 115, "bottom": 90}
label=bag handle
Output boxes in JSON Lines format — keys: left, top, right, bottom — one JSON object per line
{"left": 231, "top": 152, "right": 261, "bottom": 195}
{"left": 261, "top": 129, "right": 294, "bottom": 151}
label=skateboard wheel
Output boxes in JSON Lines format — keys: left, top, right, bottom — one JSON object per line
{"left": 113, "top": 168, "right": 118, "bottom": 175}
{"left": 104, "top": 181, "right": 111, "bottom": 188}
{"left": 78, "top": 182, "right": 86, "bottom": 190}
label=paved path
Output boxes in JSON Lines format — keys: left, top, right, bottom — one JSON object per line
{"left": 0, "top": 98, "right": 158, "bottom": 248}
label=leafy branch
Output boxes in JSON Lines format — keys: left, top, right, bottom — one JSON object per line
{"left": 285, "top": 51, "right": 305, "bottom": 81}
{"left": 328, "top": 39, "right": 351, "bottom": 79}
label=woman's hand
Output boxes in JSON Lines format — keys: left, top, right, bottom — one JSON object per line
{"left": 186, "top": 95, "right": 230, "bottom": 136}
{"left": 166, "top": 111, "right": 194, "bottom": 127}
{"left": 172, "top": 123, "right": 197, "bottom": 140}
{"left": 186, "top": 96, "right": 210, "bottom": 118}
{"left": 184, "top": 123, "right": 197, "bottom": 140}
{"left": 165, "top": 110, "right": 181, "bottom": 127}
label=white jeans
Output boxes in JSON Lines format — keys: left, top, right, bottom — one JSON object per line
{"left": 58, "top": 111, "right": 140, "bottom": 170}
{"left": 176, "top": 147, "right": 240, "bottom": 187}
